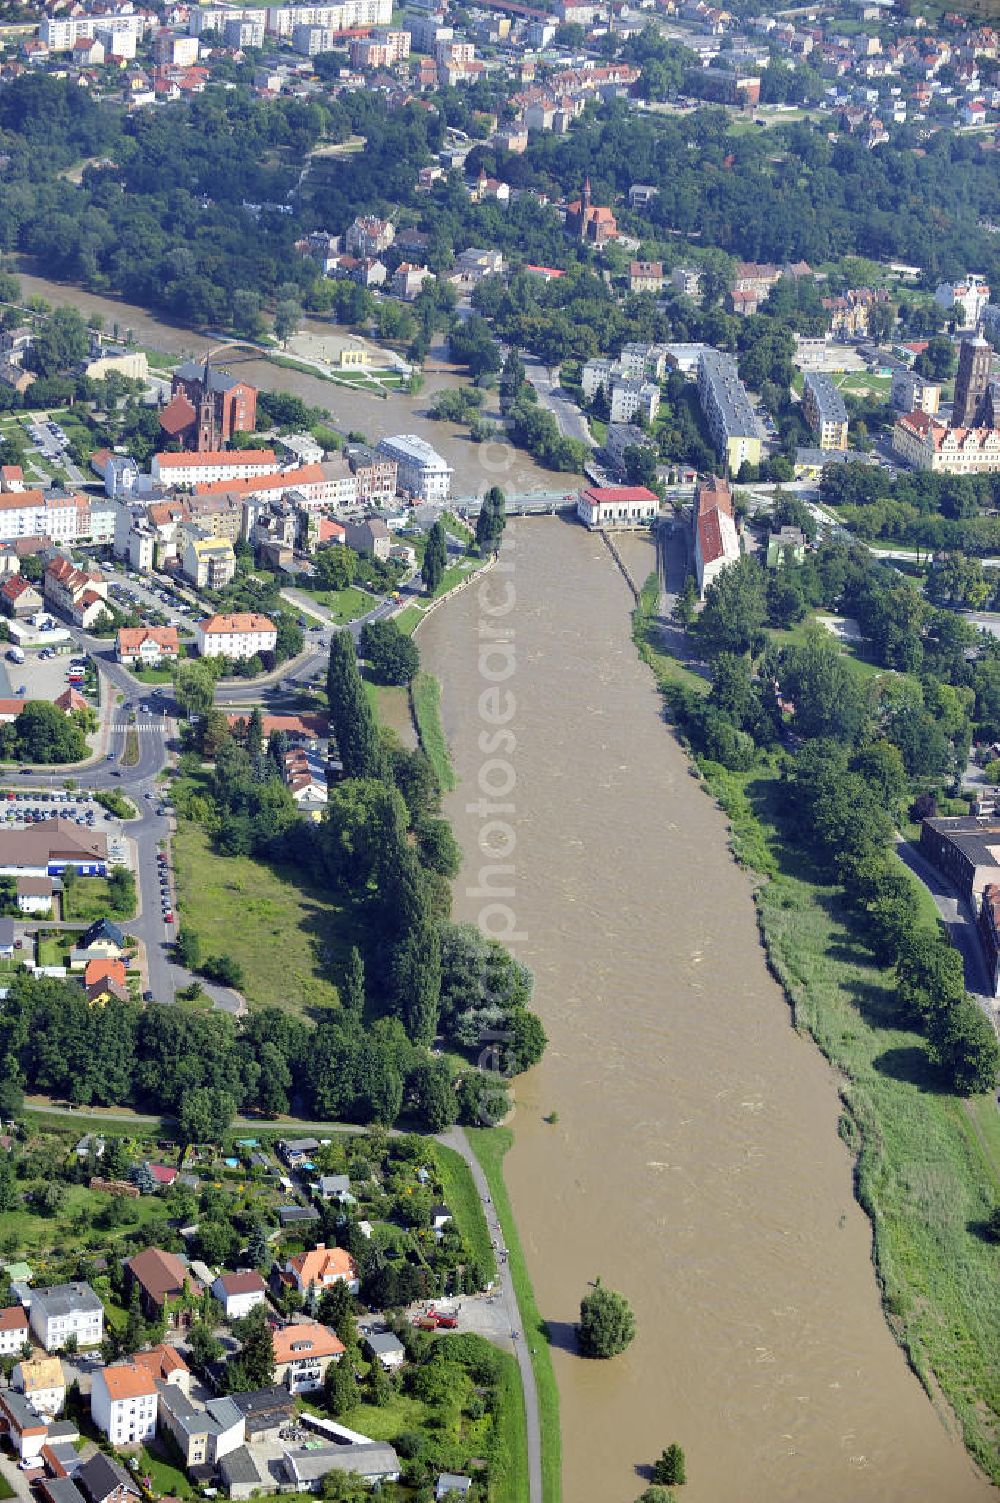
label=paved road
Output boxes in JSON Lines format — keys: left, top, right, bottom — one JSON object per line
{"left": 523, "top": 357, "right": 595, "bottom": 449}
{"left": 439, "top": 1127, "right": 543, "bottom": 1503}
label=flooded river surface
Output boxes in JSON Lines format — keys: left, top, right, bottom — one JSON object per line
{"left": 420, "top": 519, "right": 993, "bottom": 1503}
{"left": 12, "top": 268, "right": 570, "bottom": 498}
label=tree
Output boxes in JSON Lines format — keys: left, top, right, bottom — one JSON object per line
{"left": 410, "top": 1058, "right": 458, "bottom": 1130}
{"left": 653, "top": 1444, "right": 687, "bottom": 1486}
{"left": 128, "top": 1161, "right": 157, "bottom": 1195}
{"left": 247, "top": 1220, "right": 270, "bottom": 1270}
{"left": 324, "top": 1354, "right": 358, "bottom": 1416}
{"left": 422, "top": 520, "right": 447, "bottom": 595}
{"left": 577, "top": 1279, "right": 636, "bottom": 1358}
{"left": 174, "top": 660, "right": 217, "bottom": 719}
{"left": 696, "top": 558, "right": 767, "bottom": 659}
{"left": 317, "top": 1280, "right": 357, "bottom": 1347}
{"left": 188, "top": 1320, "right": 224, "bottom": 1369}
{"left": 274, "top": 299, "right": 302, "bottom": 347}
{"left": 358, "top": 618, "right": 419, "bottom": 686}
{"left": 26, "top": 306, "right": 88, "bottom": 377}
{"left": 315, "top": 545, "right": 356, "bottom": 591}
{"left": 341, "top": 947, "right": 365, "bottom": 1019}
{"left": 326, "top": 632, "right": 386, "bottom": 781}
{"left": 476, "top": 486, "right": 507, "bottom": 555}
{"left": 256, "top": 1041, "right": 292, "bottom": 1116}
{"left": 928, "top": 995, "right": 1000, "bottom": 1097}
{"left": 0, "top": 1153, "right": 18, "bottom": 1214}
{"left": 178, "top": 1086, "right": 235, "bottom": 1146}
{"left": 779, "top": 628, "right": 868, "bottom": 743}
{"left": 231, "top": 1303, "right": 276, "bottom": 1389}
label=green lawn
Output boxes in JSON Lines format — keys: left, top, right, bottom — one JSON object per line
{"left": 172, "top": 822, "right": 366, "bottom": 1014}
{"left": 434, "top": 1144, "right": 497, "bottom": 1284}
{"left": 410, "top": 672, "right": 456, "bottom": 791}
{"left": 0, "top": 1179, "right": 175, "bottom": 1269}
{"left": 36, "top": 933, "right": 73, "bottom": 968}
{"left": 314, "top": 586, "right": 373, "bottom": 623}
{"left": 131, "top": 665, "right": 175, "bottom": 684}
{"left": 0, "top": 1469, "right": 15, "bottom": 1499}
{"left": 139, "top": 1444, "right": 193, "bottom": 1498}
{"left": 62, "top": 875, "right": 135, "bottom": 924}
{"left": 394, "top": 603, "right": 425, "bottom": 636}
{"left": 468, "top": 1128, "right": 561, "bottom": 1503}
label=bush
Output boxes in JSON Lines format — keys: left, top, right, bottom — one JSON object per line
{"left": 577, "top": 1279, "right": 635, "bottom": 1358}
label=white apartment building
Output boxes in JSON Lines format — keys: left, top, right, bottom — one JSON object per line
{"left": 934, "top": 275, "right": 990, "bottom": 328}
{"left": 0, "top": 491, "right": 114, "bottom": 546}
{"left": 150, "top": 449, "right": 278, "bottom": 487}
{"left": 28, "top": 1283, "right": 104, "bottom": 1352}
{"left": 609, "top": 377, "right": 660, "bottom": 426}
{"left": 259, "top": 0, "right": 391, "bottom": 36}
{"left": 90, "top": 1365, "right": 158, "bottom": 1448}
{"left": 893, "top": 412, "right": 1000, "bottom": 474}
{"left": 891, "top": 369, "right": 941, "bottom": 416}
{"left": 376, "top": 434, "right": 452, "bottom": 501}
{"left": 196, "top": 612, "right": 278, "bottom": 660}
{"left": 12, "top": 1358, "right": 64, "bottom": 1418}
{"left": 0, "top": 1306, "right": 29, "bottom": 1356}
{"left": 41, "top": 13, "right": 146, "bottom": 49}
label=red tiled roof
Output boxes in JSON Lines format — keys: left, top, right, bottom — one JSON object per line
{"left": 158, "top": 390, "right": 196, "bottom": 436}
{"left": 154, "top": 449, "right": 275, "bottom": 469}
{"left": 582, "top": 486, "right": 658, "bottom": 504}
{"left": 201, "top": 612, "right": 275, "bottom": 635}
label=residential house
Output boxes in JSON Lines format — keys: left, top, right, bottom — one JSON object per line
{"left": 83, "top": 959, "right": 129, "bottom": 1008}
{"left": 934, "top": 275, "right": 990, "bottom": 327}
{"left": 149, "top": 450, "right": 277, "bottom": 488}
{"left": 0, "top": 1304, "right": 29, "bottom": 1354}
{"left": 436, "top": 1477, "right": 472, "bottom": 1502}
{"left": 0, "top": 1389, "right": 49, "bottom": 1461}
{"left": 155, "top": 1384, "right": 245, "bottom": 1469}
{"left": 392, "top": 263, "right": 433, "bottom": 301}
{"left": 28, "top": 1285, "right": 104, "bottom": 1352}
{"left": 363, "top": 1332, "right": 405, "bottom": 1370}
{"left": 15, "top": 877, "right": 52, "bottom": 915}
{"left": 90, "top": 1365, "right": 157, "bottom": 1448}
{"left": 76, "top": 1451, "right": 141, "bottom": 1503}
{"left": 53, "top": 688, "right": 88, "bottom": 718}
{"left": 277, "top": 1205, "right": 320, "bottom": 1230}
{"left": 629, "top": 260, "right": 663, "bottom": 294}
{"left": 218, "top": 1446, "right": 265, "bottom": 1501}
{"left": 43, "top": 558, "right": 108, "bottom": 630}
{"left": 69, "top": 919, "right": 125, "bottom": 970}
{"left": 195, "top": 613, "right": 277, "bottom": 661}
{"left": 766, "top": 526, "right": 807, "bottom": 569}
{"left": 576, "top": 486, "right": 658, "bottom": 531}
{"left": 211, "top": 1272, "right": 268, "bottom": 1321}
{"left": 116, "top": 627, "right": 179, "bottom": 668}
{"left": 0, "top": 574, "right": 42, "bottom": 618}
{"left": 131, "top": 1343, "right": 191, "bottom": 1396}
{"left": 123, "top": 1248, "right": 201, "bottom": 1328}
{"left": 314, "top": 1174, "right": 352, "bottom": 1203}
{"left": 344, "top": 517, "right": 391, "bottom": 561}
{"left": 344, "top": 217, "right": 394, "bottom": 258}
{"left": 13, "top": 1358, "right": 65, "bottom": 1417}
{"left": 345, "top": 445, "right": 398, "bottom": 504}
{"left": 285, "top": 1245, "right": 360, "bottom": 1297}
{"left": 271, "top": 1322, "right": 345, "bottom": 1394}
{"left": 692, "top": 474, "right": 740, "bottom": 597}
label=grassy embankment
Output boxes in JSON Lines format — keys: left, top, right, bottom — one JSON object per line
{"left": 632, "top": 575, "right": 1000, "bottom": 1482}
{"left": 469, "top": 1127, "right": 562, "bottom": 1503}
{"left": 410, "top": 670, "right": 456, "bottom": 792}
{"left": 171, "top": 821, "right": 364, "bottom": 1014}
{"left": 121, "top": 727, "right": 140, "bottom": 768}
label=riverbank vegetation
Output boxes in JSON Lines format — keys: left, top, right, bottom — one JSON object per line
{"left": 410, "top": 670, "right": 456, "bottom": 792}
{"left": 632, "top": 539, "right": 1000, "bottom": 1481}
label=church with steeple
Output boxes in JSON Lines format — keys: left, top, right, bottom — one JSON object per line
{"left": 158, "top": 356, "right": 258, "bottom": 452}
{"left": 565, "top": 177, "right": 618, "bottom": 245}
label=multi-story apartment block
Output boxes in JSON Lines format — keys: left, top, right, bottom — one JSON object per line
{"left": 180, "top": 529, "right": 237, "bottom": 591}
{"left": 344, "top": 217, "right": 395, "bottom": 258}
{"left": 934, "top": 274, "right": 990, "bottom": 328}
{"left": 150, "top": 449, "right": 277, "bottom": 487}
{"left": 0, "top": 490, "right": 113, "bottom": 547}
{"left": 349, "top": 28, "right": 410, "bottom": 67}
{"left": 376, "top": 434, "right": 451, "bottom": 501}
{"left": 890, "top": 369, "right": 941, "bottom": 416}
{"left": 90, "top": 1365, "right": 158, "bottom": 1448}
{"left": 802, "top": 372, "right": 849, "bottom": 450}
{"left": 697, "top": 349, "right": 762, "bottom": 473}
{"left": 196, "top": 612, "right": 277, "bottom": 660}
{"left": 672, "top": 266, "right": 703, "bottom": 300}
{"left": 609, "top": 377, "right": 660, "bottom": 426}
{"left": 43, "top": 559, "right": 109, "bottom": 630}
{"left": 893, "top": 412, "right": 1000, "bottom": 474}
{"left": 345, "top": 445, "right": 398, "bottom": 504}
{"left": 41, "top": 14, "right": 146, "bottom": 50}
{"left": 28, "top": 1283, "right": 104, "bottom": 1352}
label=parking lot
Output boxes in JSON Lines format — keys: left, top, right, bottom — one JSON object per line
{"left": 106, "top": 569, "right": 200, "bottom": 631}
{"left": 0, "top": 787, "right": 131, "bottom": 864}
{"left": 7, "top": 645, "right": 90, "bottom": 704}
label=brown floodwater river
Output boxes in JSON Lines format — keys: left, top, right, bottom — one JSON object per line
{"left": 420, "top": 518, "right": 993, "bottom": 1503}
{"left": 12, "top": 268, "right": 571, "bottom": 498}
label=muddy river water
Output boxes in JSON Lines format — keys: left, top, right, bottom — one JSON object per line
{"left": 12, "top": 268, "right": 569, "bottom": 498}
{"left": 420, "top": 519, "right": 993, "bottom": 1503}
